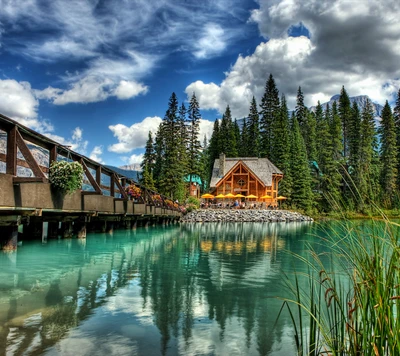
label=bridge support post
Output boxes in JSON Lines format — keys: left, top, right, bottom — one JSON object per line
{"left": 74, "top": 222, "right": 86, "bottom": 239}
{"left": 48, "top": 222, "right": 59, "bottom": 239}
{"left": 144, "top": 219, "right": 149, "bottom": 228}
{"left": 106, "top": 222, "right": 114, "bottom": 234}
{"left": 61, "top": 222, "right": 73, "bottom": 238}
{"left": 0, "top": 226, "right": 18, "bottom": 250}
{"left": 131, "top": 219, "right": 137, "bottom": 230}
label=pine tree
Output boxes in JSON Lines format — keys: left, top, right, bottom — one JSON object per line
{"left": 159, "top": 92, "right": 185, "bottom": 199}
{"left": 289, "top": 116, "right": 313, "bottom": 211}
{"left": 348, "top": 101, "right": 361, "bottom": 171}
{"left": 219, "top": 106, "right": 237, "bottom": 157}
{"left": 305, "top": 111, "right": 317, "bottom": 162}
{"left": 393, "top": 89, "right": 400, "bottom": 191}
{"left": 153, "top": 124, "right": 165, "bottom": 190}
{"left": 240, "top": 118, "right": 250, "bottom": 157}
{"left": 207, "top": 119, "right": 221, "bottom": 183}
{"left": 338, "top": 86, "right": 352, "bottom": 159}
{"left": 295, "top": 86, "right": 307, "bottom": 131}
{"left": 247, "top": 97, "right": 260, "bottom": 157}
{"left": 141, "top": 131, "right": 156, "bottom": 174}
{"left": 233, "top": 119, "right": 241, "bottom": 155}
{"left": 355, "top": 99, "right": 379, "bottom": 209}
{"left": 379, "top": 101, "right": 398, "bottom": 207}
{"left": 260, "top": 74, "right": 280, "bottom": 158}
{"left": 272, "top": 95, "right": 291, "bottom": 197}
{"left": 187, "top": 93, "right": 202, "bottom": 190}
{"left": 140, "top": 165, "right": 156, "bottom": 191}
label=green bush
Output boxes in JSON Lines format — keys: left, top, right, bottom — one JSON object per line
{"left": 49, "top": 160, "right": 84, "bottom": 194}
{"left": 186, "top": 196, "right": 200, "bottom": 209}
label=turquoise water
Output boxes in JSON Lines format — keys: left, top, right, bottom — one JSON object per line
{"left": 0, "top": 221, "right": 324, "bottom": 355}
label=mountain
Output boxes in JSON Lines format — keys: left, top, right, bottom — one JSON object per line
{"left": 105, "top": 165, "right": 141, "bottom": 180}
{"left": 310, "top": 95, "right": 383, "bottom": 119}
{"left": 118, "top": 163, "right": 142, "bottom": 171}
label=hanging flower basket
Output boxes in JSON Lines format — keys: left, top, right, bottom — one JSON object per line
{"left": 49, "top": 160, "right": 84, "bottom": 194}
{"left": 126, "top": 184, "right": 141, "bottom": 199}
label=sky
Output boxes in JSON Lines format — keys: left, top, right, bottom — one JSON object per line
{"left": 1, "top": 0, "right": 400, "bottom": 167}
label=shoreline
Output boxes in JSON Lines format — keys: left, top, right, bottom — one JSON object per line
{"left": 181, "top": 209, "right": 313, "bottom": 223}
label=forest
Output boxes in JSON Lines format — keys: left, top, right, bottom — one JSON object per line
{"left": 140, "top": 74, "right": 400, "bottom": 215}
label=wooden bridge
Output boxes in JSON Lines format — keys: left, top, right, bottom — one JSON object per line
{"left": 0, "top": 114, "right": 182, "bottom": 250}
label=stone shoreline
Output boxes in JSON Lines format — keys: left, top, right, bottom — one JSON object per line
{"left": 181, "top": 209, "right": 313, "bottom": 223}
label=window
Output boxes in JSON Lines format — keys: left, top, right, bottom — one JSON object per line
{"left": 237, "top": 179, "right": 246, "bottom": 187}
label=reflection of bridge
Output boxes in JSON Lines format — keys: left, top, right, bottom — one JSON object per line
{"left": 0, "top": 114, "right": 180, "bottom": 249}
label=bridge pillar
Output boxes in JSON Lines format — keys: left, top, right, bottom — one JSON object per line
{"left": 74, "top": 222, "right": 86, "bottom": 239}
{"left": 106, "top": 222, "right": 114, "bottom": 234}
{"left": 48, "top": 222, "right": 59, "bottom": 239}
{"left": 61, "top": 222, "right": 73, "bottom": 238}
{"left": 144, "top": 219, "right": 149, "bottom": 228}
{"left": 131, "top": 219, "right": 137, "bottom": 230}
{"left": 0, "top": 226, "right": 18, "bottom": 250}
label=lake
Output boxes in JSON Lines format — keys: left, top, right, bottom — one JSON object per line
{"left": 1, "top": 221, "right": 331, "bottom": 355}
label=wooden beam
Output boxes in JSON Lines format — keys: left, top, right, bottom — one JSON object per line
{"left": 80, "top": 159, "right": 102, "bottom": 194}
{"left": 0, "top": 153, "right": 49, "bottom": 173}
{"left": 114, "top": 174, "right": 128, "bottom": 199}
{"left": 110, "top": 174, "right": 115, "bottom": 197}
{"left": 6, "top": 126, "right": 17, "bottom": 175}
{"left": 16, "top": 129, "right": 46, "bottom": 179}
{"left": 13, "top": 177, "right": 46, "bottom": 184}
{"left": 50, "top": 145, "right": 57, "bottom": 164}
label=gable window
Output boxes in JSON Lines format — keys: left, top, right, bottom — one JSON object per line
{"left": 237, "top": 179, "right": 246, "bottom": 187}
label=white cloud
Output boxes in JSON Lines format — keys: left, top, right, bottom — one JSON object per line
{"left": 108, "top": 116, "right": 162, "bottom": 153}
{"left": 194, "top": 23, "right": 227, "bottom": 59}
{"left": 199, "top": 119, "right": 215, "bottom": 143}
{"left": 0, "top": 79, "right": 38, "bottom": 120}
{"left": 43, "top": 127, "right": 88, "bottom": 154}
{"left": 89, "top": 145, "right": 104, "bottom": 164}
{"left": 113, "top": 80, "right": 148, "bottom": 100}
{"left": 126, "top": 154, "right": 144, "bottom": 165}
{"left": 72, "top": 127, "right": 83, "bottom": 141}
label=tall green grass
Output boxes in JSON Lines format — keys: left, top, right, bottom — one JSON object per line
{"left": 278, "top": 217, "right": 400, "bottom": 355}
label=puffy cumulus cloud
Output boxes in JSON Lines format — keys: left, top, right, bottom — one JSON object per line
{"left": 113, "top": 80, "right": 148, "bottom": 100}
{"left": 0, "top": 79, "right": 38, "bottom": 122}
{"left": 126, "top": 153, "right": 144, "bottom": 165}
{"left": 186, "top": 0, "right": 400, "bottom": 116}
{"left": 108, "top": 116, "right": 162, "bottom": 153}
{"left": 89, "top": 145, "right": 104, "bottom": 164}
{"left": 193, "top": 23, "right": 227, "bottom": 59}
{"left": 43, "top": 127, "right": 88, "bottom": 154}
{"left": 199, "top": 119, "right": 215, "bottom": 142}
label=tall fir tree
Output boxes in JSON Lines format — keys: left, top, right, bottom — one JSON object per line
{"left": 207, "top": 119, "right": 221, "bottom": 183}
{"left": 233, "top": 119, "right": 241, "bottom": 155}
{"left": 393, "top": 89, "right": 400, "bottom": 191}
{"left": 289, "top": 116, "right": 313, "bottom": 211}
{"left": 141, "top": 131, "right": 156, "bottom": 173}
{"left": 247, "top": 97, "right": 260, "bottom": 157}
{"left": 187, "top": 93, "right": 202, "bottom": 190}
{"left": 259, "top": 74, "right": 280, "bottom": 158}
{"left": 295, "top": 86, "right": 307, "bottom": 131}
{"left": 338, "top": 86, "right": 352, "bottom": 159}
{"left": 159, "top": 92, "right": 186, "bottom": 200}
{"left": 240, "top": 118, "right": 250, "bottom": 157}
{"left": 379, "top": 101, "right": 398, "bottom": 207}
{"left": 348, "top": 101, "right": 361, "bottom": 170}
{"left": 355, "top": 99, "right": 379, "bottom": 209}
{"left": 304, "top": 111, "right": 317, "bottom": 162}
{"left": 153, "top": 124, "right": 165, "bottom": 190}
{"left": 272, "top": 95, "right": 291, "bottom": 197}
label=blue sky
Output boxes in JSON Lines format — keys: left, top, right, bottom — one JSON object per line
{"left": 1, "top": 0, "right": 400, "bottom": 166}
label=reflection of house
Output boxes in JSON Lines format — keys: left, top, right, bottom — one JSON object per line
{"left": 210, "top": 154, "right": 283, "bottom": 205}
{"left": 184, "top": 174, "right": 202, "bottom": 198}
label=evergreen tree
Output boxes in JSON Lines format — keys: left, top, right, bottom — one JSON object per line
{"left": 153, "top": 124, "right": 165, "bottom": 189}
{"left": 355, "top": 99, "right": 379, "bottom": 209}
{"left": 348, "top": 101, "right": 361, "bottom": 171}
{"left": 379, "top": 101, "right": 398, "bottom": 207}
{"left": 260, "top": 74, "right": 280, "bottom": 157}
{"left": 159, "top": 92, "right": 185, "bottom": 199}
{"left": 247, "top": 97, "right": 260, "bottom": 157}
{"left": 272, "top": 95, "right": 291, "bottom": 197}
{"left": 233, "top": 119, "right": 241, "bottom": 155}
{"left": 289, "top": 116, "right": 313, "bottom": 211}
{"left": 393, "top": 89, "right": 400, "bottom": 191}
{"left": 219, "top": 106, "right": 237, "bottom": 157}
{"left": 187, "top": 93, "right": 202, "bottom": 190}
{"left": 304, "top": 111, "right": 317, "bottom": 162}
{"left": 295, "top": 86, "right": 307, "bottom": 131}
{"left": 140, "top": 165, "right": 156, "bottom": 191}
{"left": 240, "top": 118, "right": 250, "bottom": 157}
{"left": 198, "top": 136, "right": 209, "bottom": 192}
{"left": 338, "top": 86, "right": 352, "bottom": 159}
{"left": 207, "top": 119, "right": 221, "bottom": 183}
{"left": 141, "top": 131, "right": 156, "bottom": 174}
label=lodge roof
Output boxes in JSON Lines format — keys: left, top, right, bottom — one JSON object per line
{"left": 210, "top": 157, "right": 283, "bottom": 188}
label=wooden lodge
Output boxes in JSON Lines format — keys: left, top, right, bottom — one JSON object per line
{"left": 209, "top": 154, "right": 283, "bottom": 206}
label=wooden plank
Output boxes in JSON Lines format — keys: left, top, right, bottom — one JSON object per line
{"left": 6, "top": 126, "right": 17, "bottom": 175}
{"left": 110, "top": 174, "right": 115, "bottom": 197}
{"left": 96, "top": 166, "right": 101, "bottom": 186}
{"left": 19, "top": 130, "right": 53, "bottom": 150}
{"left": 114, "top": 174, "right": 128, "bottom": 199}
{"left": 81, "top": 159, "right": 102, "bottom": 194}
{"left": 15, "top": 129, "right": 46, "bottom": 179}
{"left": 13, "top": 177, "right": 46, "bottom": 183}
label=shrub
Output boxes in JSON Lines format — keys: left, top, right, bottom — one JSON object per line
{"left": 49, "top": 160, "right": 84, "bottom": 194}
{"left": 186, "top": 196, "right": 200, "bottom": 209}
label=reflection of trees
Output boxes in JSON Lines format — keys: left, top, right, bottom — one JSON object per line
{"left": 137, "top": 222, "right": 317, "bottom": 355}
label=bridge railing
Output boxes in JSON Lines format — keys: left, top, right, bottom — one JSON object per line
{"left": 0, "top": 113, "right": 183, "bottom": 213}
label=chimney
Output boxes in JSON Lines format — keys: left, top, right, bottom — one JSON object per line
{"left": 219, "top": 153, "right": 226, "bottom": 177}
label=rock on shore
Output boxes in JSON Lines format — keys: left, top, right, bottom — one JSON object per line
{"left": 181, "top": 209, "right": 313, "bottom": 223}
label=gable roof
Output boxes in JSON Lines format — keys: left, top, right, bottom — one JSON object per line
{"left": 210, "top": 157, "right": 283, "bottom": 188}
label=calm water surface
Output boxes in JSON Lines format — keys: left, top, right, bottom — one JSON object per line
{"left": 0, "top": 221, "right": 329, "bottom": 355}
